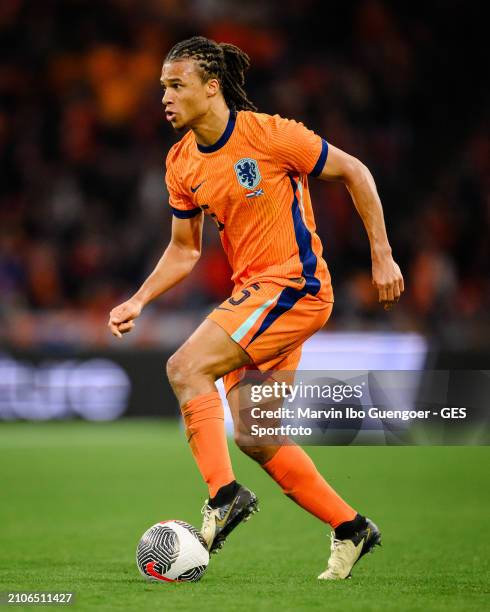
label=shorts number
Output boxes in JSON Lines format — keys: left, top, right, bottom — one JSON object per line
{"left": 228, "top": 283, "right": 260, "bottom": 306}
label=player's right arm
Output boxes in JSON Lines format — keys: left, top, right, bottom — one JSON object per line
{"left": 108, "top": 213, "right": 203, "bottom": 338}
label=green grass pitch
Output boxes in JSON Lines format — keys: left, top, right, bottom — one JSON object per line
{"left": 0, "top": 421, "right": 488, "bottom": 611}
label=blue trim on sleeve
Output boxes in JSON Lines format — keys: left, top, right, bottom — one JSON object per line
{"left": 309, "top": 138, "right": 329, "bottom": 178}
{"left": 197, "top": 110, "right": 236, "bottom": 153}
{"left": 171, "top": 206, "right": 202, "bottom": 219}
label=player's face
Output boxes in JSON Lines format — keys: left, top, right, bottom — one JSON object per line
{"left": 160, "top": 59, "right": 214, "bottom": 131}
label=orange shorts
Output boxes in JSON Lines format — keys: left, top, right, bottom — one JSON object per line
{"left": 207, "top": 281, "right": 333, "bottom": 394}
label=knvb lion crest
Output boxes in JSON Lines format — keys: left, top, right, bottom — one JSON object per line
{"left": 234, "top": 158, "right": 261, "bottom": 190}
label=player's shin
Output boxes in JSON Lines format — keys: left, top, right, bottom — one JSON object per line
{"left": 261, "top": 444, "right": 356, "bottom": 527}
{"left": 181, "top": 391, "right": 235, "bottom": 498}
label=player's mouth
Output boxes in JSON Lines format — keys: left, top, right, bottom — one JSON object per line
{"left": 166, "top": 110, "right": 177, "bottom": 122}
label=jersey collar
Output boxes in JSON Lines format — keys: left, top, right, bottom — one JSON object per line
{"left": 196, "top": 109, "right": 237, "bottom": 153}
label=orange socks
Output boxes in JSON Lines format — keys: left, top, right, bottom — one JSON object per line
{"left": 181, "top": 391, "right": 235, "bottom": 498}
{"left": 262, "top": 445, "right": 356, "bottom": 528}
{"left": 181, "top": 393, "right": 355, "bottom": 527}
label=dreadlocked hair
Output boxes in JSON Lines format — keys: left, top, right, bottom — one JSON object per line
{"left": 165, "top": 36, "right": 257, "bottom": 112}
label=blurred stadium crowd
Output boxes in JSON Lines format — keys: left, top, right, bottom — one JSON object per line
{"left": 0, "top": 0, "right": 488, "bottom": 349}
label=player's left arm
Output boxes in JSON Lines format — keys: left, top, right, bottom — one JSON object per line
{"left": 317, "top": 144, "right": 404, "bottom": 310}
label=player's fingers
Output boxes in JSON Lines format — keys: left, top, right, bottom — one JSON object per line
{"left": 394, "top": 279, "right": 403, "bottom": 299}
{"left": 108, "top": 321, "right": 123, "bottom": 338}
{"left": 378, "top": 285, "right": 388, "bottom": 303}
{"left": 117, "top": 321, "right": 135, "bottom": 334}
{"left": 393, "top": 281, "right": 401, "bottom": 300}
{"left": 385, "top": 284, "right": 395, "bottom": 303}
{"left": 399, "top": 276, "right": 405, "bottom": 293}
{"left": 110, "top": 307, "right": 129, "bottom": 325}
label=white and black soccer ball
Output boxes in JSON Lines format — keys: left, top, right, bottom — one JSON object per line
{"left": 136, "top": 520, "right": 209, "bottom": 583}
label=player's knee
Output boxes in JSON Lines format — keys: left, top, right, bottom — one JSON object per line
{"left": 166, "top": 351, "right": 191, "bottom": 389}
{"left": 234, "top": 432, "right": 269, "bottom": 464}
{"left": 239, "top": 444, "right": 268, "bottom": 463}
{"left": 167, "top": 348, "right": 225, "bottom": 392}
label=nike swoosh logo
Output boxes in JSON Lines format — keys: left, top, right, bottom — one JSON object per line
{"left": 190, "top": 182, "right": 204, "bottom": 193}
{"left": 145, "top": 562, "right": 176, "bottom": 582}
{"left": 215, "top": 498, "right": 238, "bottom": 529}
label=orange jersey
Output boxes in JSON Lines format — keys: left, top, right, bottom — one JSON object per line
{"left": 165, "top": 110, "right": 332, "bottom": 301}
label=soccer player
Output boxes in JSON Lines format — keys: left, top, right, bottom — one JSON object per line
{"left": 108, "top": 36, "right": 404, "bottom": 580}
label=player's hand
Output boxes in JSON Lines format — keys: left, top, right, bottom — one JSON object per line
{"left": 371, "top": 256, "right": 404, "bottom": 311}
{"left": 108, "top": 298, "right": 143, "bottom": 338}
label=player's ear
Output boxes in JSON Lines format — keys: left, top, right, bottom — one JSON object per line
{"left": 205, "top": 78, "right": 220, "bottom": 98}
